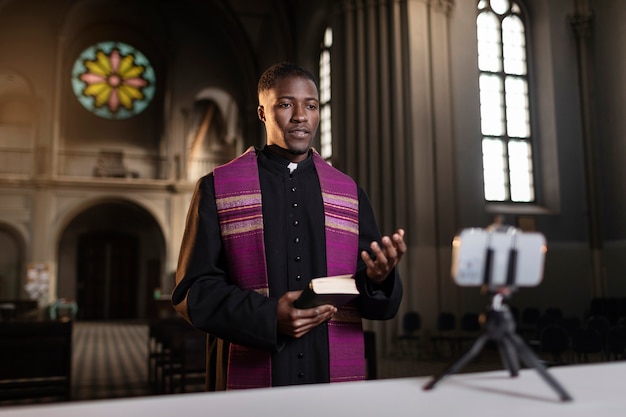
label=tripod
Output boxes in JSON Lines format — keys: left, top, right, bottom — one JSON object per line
{"left": 422, "top": 293, "right": 573, "bottom": 402}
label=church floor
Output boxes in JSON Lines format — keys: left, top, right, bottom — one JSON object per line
{"left": 69, "top": 321, "right": 508, "bottom": 401}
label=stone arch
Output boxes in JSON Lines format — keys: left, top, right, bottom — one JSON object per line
{"left": 0, "top": 67, "right": 36, "bottom": 124}
{"left": 185, "top": 88, "right": 242, "bottom": 180}
{"left": 56, "top": 196, "right": 166, "bottom": 320}
{"left": 0, "top": 222, "right": 27, "bottom": 299}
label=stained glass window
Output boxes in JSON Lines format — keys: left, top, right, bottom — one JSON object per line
{"left": 71, "top": 41, "right": 156, "bottom": 120}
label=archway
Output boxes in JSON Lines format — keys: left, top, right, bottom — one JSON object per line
{"left": 0, "top": 223, "right": 25, "bottom": 300}
{"left": 57, "top": 199, "right": 165, "bottom": 320}
{"left": 185, "top": 89, "right": 241, "bottom": 181}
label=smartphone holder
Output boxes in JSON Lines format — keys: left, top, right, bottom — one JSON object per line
{"left": 422, "top": 225, "right": 573, "bottom": 402}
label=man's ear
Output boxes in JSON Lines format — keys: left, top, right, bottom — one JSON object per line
{"left": 257, "top": 105, "right": 266, "bottom": 122}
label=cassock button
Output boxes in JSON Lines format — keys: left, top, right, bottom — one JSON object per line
{"left": 297, "top": 352, "right": 304, "bottom": 359}
{"left": 295, "top": 256, "right": 301, "bottom": 262}
{"left": 293, "top": 220, "right": 299, "bottom": 226}
{"left": 294, "top": 237, "right": 300, "bottom": 243}
{"left": 291, "top": 187, "right": 297, "bottom": 192}
{"left": 292, "top": 203, "right": 298, "bottom": 208}
{"left": 298, "top": 372, "right": 305, "bottom": 378}
{"left": 295, "top": 275, "right": 302, "bottom": 281}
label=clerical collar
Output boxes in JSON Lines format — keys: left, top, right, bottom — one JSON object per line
{"left": 260, "top": 146, "right": 313, "bottom": 177}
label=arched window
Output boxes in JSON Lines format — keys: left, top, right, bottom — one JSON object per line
{"left": 319, "top": 27, "right": 333, "bottom": 162}
{"left": 477, "top": 0, "right": 534, "bottom": 202}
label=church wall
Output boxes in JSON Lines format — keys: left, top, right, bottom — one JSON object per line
{"left": 0, "top": 0, "right": 624, "bottom": 331}
{"left": 448, "top": 0, "right": 610, "bottom": 319}
{"left": 0, "top": 0, "right": 284, "bottom": 314}
{"left": 593, "top": 0, "right": 626, "bottom": 241}
{"left": 591, "top": 0, "right": 626, "bottom": 299}
{"left": 59, "top": 6, "right": 166, "bottom": 153}
{"left": 0, "top": 1, "right": 63, "bottom": 178}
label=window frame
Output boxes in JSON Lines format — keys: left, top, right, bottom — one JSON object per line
{"left": 477, "top": 0, "right": 539, "bottom": 207}
{"left": 319, "top": 27, "right": 333, "bottom": 163}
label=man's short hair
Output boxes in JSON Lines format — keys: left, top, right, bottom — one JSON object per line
{"left": 257, "top": 62, "right": 318, "bottom": 96}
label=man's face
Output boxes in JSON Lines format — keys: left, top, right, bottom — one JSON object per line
{"left": 258, "top": 76, "right": 320, "bottom": 162}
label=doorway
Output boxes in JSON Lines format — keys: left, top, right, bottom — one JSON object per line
{"left": 77, "top": 232, "right": 138, "bottom": 320}
{"left": 57, "top": 199, "right": 165, "bottom": 321}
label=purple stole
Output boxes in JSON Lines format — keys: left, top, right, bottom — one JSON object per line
{"left": 213, "top": 147, "right": 365, "bottom": 389}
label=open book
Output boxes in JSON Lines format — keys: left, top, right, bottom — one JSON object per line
{"left": 294, "top": 274, "right": 359, "bottom": 309}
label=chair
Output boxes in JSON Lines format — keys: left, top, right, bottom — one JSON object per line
{"left": 544, "top": 307, "right": 563, "bottom": 321}
{"left": 456, "top": 312, "right": 481, "bottom": 351}
{"left": 606, "top": 325, "right": 626, "bottom": 360}
{"left": 560, "top": 316, "right": 582, "bottom": 336}
{"left": 147, "top": 317, "right": 197, "bottom": 393}
{"left": 160, "top": 327, "right": 208, "bottom": 394}
{"left": 586, "top": 315, "right": 611, "bottom": 355}
{"left": 167, "top": 332, "right": 207, "bottom": 393}
{"left": 519, "top": 307, "right": 541, "bottom": 341}
{"left": 539, "top": 324, "right": 570, "bottom": 365}
{"left": 397, "top": 311, "right": 421, "bottom": 357}
{"left": 571, "top": 327, "right": 604, "bottom": 362}
{"left": 431, "top": 312, "right": 457, "bottom": 359}
{"left": 536, "top": 312, "right": 560, "bottom": 334}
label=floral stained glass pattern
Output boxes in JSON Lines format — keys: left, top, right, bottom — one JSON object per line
{"left": 71, "top": 41, "right": 156, "bottom": 120}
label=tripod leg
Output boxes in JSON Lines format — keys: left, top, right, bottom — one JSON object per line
{"left": 497, "top": 338, "right": 520, "bottom": 377}
{"left": 423, "top": 334, "right": 489, "bottom": 391}
{"left": 508, "top": 333, "right": 573, "bottom": 402}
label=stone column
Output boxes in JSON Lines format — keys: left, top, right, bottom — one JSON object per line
{"left": 332, "top": 0, "right": 459, "bottom": 349}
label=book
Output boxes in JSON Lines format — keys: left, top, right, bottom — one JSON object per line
{"left": 294, "top": 274, "right": 359, "bottom": 309}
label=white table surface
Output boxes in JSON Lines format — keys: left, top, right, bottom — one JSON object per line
{"left": 1, "top": 362, "right": 624, "bottom": 417}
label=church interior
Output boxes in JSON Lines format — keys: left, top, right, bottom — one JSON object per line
{"left": 1, "top": 0, "right": 626, "bottom": 407}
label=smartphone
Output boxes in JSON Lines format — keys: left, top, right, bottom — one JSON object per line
{"left": 451, "top": 227, "right": 547, "bottom": 288}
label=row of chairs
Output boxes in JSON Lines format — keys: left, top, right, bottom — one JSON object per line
{"left": 514, "top": 306, "right": 626, "bottom": 361}
{"left": 398, "top": 307, "right": 626, "bottom": 366}
{"left": 397, "top": 311, "right": 482, "bottom": 359}
{"left": 148, "top": 319, "right": 379, "bottom": 392}
{"left": 538, "top": 315, "right": 626, "bottom": 364}
{"left": 147, "top": 318, "right": 207, "bottom": 394}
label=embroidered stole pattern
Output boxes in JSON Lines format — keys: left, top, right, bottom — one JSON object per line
{"left": 214, "top": 147, "right": 364, "bottom": 389}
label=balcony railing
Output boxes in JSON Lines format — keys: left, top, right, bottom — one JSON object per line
{"left": 0, "top": 147, "right": 226, "bottom": 182}
{"left": 57, "top": 149, "right": 170, "bottom": 180}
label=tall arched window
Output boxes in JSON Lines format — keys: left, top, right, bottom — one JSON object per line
{"left": 477, "top": 0, "right": 535, "bottom": 202}
{"left": 319, "top": 27, "right": 333, "bottom": 162}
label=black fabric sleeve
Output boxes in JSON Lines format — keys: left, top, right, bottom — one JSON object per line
{"left": 171, "top": 174, "right": 279, "bottom": 351}
{"left": 353, "top": 186, "right": 403, "bottom": 320}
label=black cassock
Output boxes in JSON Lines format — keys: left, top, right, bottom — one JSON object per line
{"left": 173, "top": 147, "right": 403, "bottom": 387}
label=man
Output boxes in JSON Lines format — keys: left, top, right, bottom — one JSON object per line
{"left": 172, "top": 62, "right": 405, "bottom": 389}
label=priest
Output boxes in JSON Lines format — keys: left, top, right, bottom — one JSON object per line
{"left": 172, "top": 62, "right": 406, "bottom": 389}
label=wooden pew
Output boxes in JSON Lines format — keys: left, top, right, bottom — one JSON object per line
{"left": 0, "top": 321, "right": 73, "bottom": 404}
{"left": 0, "top": 300, "right": 39, "bottom": 322}
{"left": 147, "top": 317, "right": 201, "bottom": 394}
